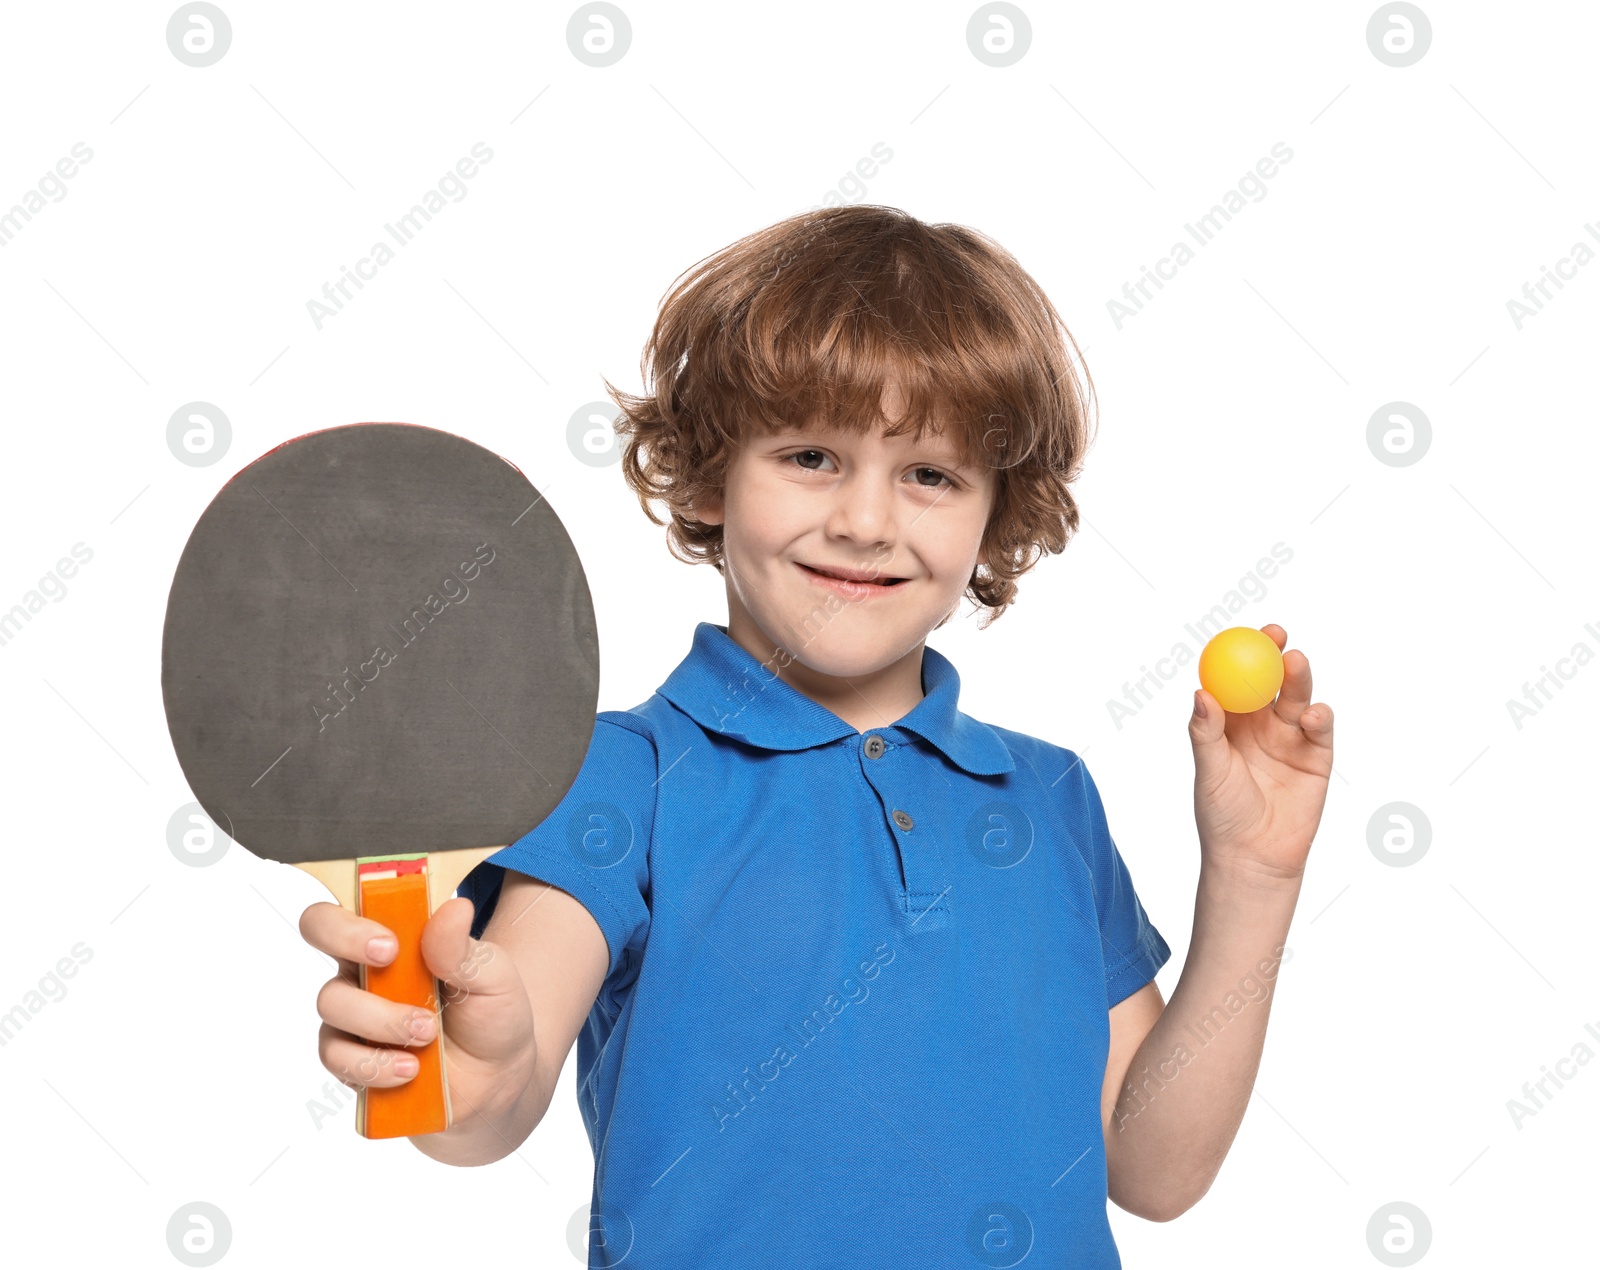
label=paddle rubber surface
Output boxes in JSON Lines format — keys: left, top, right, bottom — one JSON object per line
{"left": 161, "top": 422, "right": 599, "bottom": 865}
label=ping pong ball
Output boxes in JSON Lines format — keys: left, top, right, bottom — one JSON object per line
{"left": 1198, "top": 627, "right": 1284, "bottom": 713}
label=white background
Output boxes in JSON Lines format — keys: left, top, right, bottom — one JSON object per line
{"left": 1, "top": 1, "right": 1595, "bottom": 1266}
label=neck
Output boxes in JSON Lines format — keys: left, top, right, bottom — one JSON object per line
{"left": 720, "top": 610, "right": 925, "bottom": 735}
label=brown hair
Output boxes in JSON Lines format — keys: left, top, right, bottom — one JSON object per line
{"left": 603, "top": 204, "right": 1096, "bottom": 627}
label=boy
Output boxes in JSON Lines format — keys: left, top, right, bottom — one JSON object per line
{"left": 301, "top": 205, "right": 1334, "bottom": 1267}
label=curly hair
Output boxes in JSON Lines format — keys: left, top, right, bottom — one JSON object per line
{"left": 602, "top": 204, "right": 1096, "bottom": 628}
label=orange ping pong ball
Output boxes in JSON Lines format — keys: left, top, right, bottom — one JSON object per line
{"left": 1198, "top": 627, "right": 1285, "bottom": 713}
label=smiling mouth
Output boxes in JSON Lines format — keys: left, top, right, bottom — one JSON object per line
{"left": 797, "top": 563, "right": 908, "bottom": 587}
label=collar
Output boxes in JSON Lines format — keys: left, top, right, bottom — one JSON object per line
{"left": 656, "top": 621, "right": 1015, "bottom": 776}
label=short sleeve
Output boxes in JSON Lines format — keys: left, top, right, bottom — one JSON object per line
{"left": 455, "top": 712, "right": 656, "bottom": 983}
{"left": 1067, "top": 752, "right": 1172, "bottom": 1009}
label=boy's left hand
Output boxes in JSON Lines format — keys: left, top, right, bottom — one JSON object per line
{"left": 1188, "top": 624, "right": 1333, "bottom": 884}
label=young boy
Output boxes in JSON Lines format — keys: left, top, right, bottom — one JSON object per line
{"left": 302, "top": 206, "right": 1334, "bottom": 1267}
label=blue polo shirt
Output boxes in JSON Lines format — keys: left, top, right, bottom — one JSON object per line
{"left": 459, "top": 621, "right": 1171, "bottom": 1268}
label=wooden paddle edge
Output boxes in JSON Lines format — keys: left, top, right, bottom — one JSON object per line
{"left": 294, "top": 844, "right": 501, "bottom": 913}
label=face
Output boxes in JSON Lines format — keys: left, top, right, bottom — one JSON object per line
{"left": 691, "top": 388, "right": 996, "bottom": 681}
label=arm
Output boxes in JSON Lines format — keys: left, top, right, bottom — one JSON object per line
{"left": 1101, "top": 870, "right": 1299, "bottom": 1220}
{"left": 1102, "top": 623, "right": 1331, "bottom": 1221}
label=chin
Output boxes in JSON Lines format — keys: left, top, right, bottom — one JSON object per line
{"left": 776, "top": 610, "right": 928, "bottom": 675}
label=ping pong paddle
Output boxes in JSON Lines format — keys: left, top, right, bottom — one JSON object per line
{"left": 161, "top": 422, "right": 599, "bottom": 1138}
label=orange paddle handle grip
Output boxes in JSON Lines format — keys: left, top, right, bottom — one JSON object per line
{"left": 356, "top": 862, "right": 451, "bottom": 1138}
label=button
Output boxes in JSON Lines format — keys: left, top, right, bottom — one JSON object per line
{"left": 892, "top": 809, "right": 913, "bottom": 831}
{"left": 864, "top": 734, "right": 886, "bottom": 759}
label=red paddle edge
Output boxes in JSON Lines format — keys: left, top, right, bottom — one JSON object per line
{"left": 226, "top": 421, "right": 530, "bottom": 486}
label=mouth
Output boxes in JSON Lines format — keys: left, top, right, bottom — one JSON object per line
{"left": 797, "top": 562, "right": 909, "bottom": 589}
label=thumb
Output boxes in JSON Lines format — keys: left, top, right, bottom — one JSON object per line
{"left": 419, "top": 896, "right": 518, "bottom": 1005}
{"left": 1188, "top": 688, "right": 1230, "bottom": 787}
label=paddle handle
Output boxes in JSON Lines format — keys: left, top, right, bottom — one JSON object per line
{"left": 356, "top": 857, "right": 450, "bottom": 1138}
{"left": 295, "top": 846, "right": 497, "bottom": 1139}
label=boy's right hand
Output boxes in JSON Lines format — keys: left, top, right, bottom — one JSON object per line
{"left": 300, "top": 896, "right": 538, "bottom": 1129}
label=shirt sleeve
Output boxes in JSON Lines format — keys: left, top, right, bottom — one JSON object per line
{"left": 1065, "top": 750, "right": 1172, "bottom": 1009}
{"left": 455, "top": 712, "right": 656, "bottom": 984}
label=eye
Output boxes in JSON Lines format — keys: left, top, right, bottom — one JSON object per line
{"left": 910, "top": 466, "right": 954, "bottom": 489}
{"left": 783, "top": 449, "right": 835, "bottom": 473}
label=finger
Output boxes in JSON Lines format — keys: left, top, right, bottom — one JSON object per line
{"left": 1300, "top": 701, "right": 1335, "bottom": 750}
{"left": 315, "top": 975, "right": 437, "bottom": 1050}
{"left": 1188, "top": 687, "right": 1230, "bottom": 787}
{"left": 318, "top": 1022, "right": 422, "bottom": 1089}
{"left": 420, "top": 896, "right": 518, "bottom": 1005}
{"left": 1260, "top": 623, "right": 1287, "bottom": 651}
{"left": 299, "top": 900, "right": 400, "bottom": 985}
{"left": 1272, "top": 647, "right": 1313, "bottom": 726}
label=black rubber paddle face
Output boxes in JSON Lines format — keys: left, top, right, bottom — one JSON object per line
{"left": 161, "top": 423, "right": 599, "bottom": 864}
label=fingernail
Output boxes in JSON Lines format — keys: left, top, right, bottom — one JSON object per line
{"left": 408, "top": 1012, "right": 436, "bottom": 1041}
{"left": 367, "top": 936, "right": 398, "bottom": 964}
{"left": 393, "top": 1054, "right": 418, "bottom": 1077}
{"left": 1193, "top": 693, "right": 1206, "bottom": 719}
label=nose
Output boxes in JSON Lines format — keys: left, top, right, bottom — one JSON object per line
{"left": 823, "top": 470, "right": 896, "bottom": 557}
